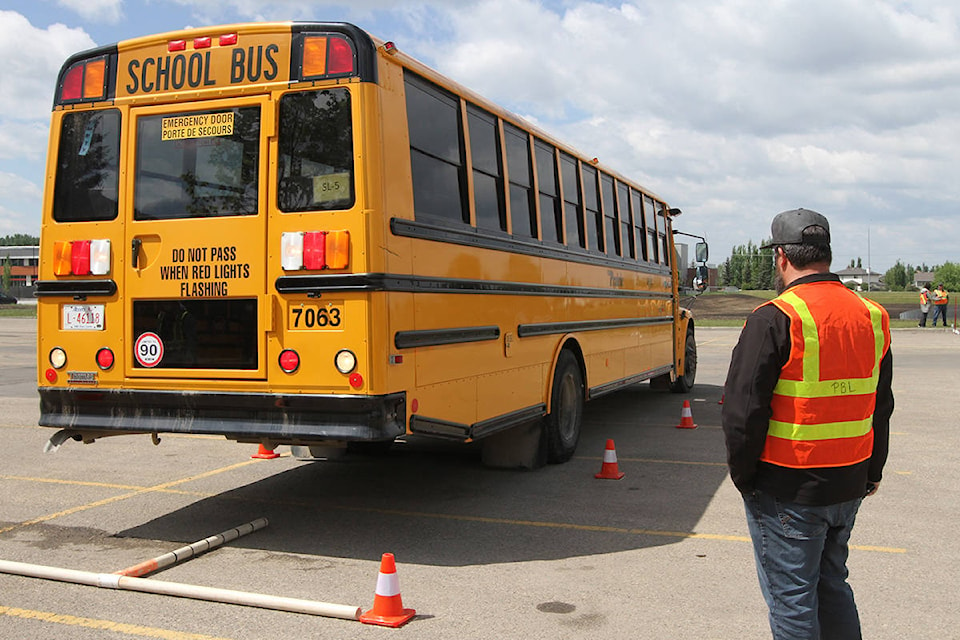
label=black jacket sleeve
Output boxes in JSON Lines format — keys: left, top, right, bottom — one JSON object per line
{"left": 868, "top": 349, "right": 894, "bottom": 483}
{"left": 721, "top": 306, "right": 789, "bottom": 495}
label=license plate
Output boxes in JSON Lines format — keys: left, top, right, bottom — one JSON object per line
{"left": 63, "top": 304, "right": 105, "bottom": 331}
{"left": 288, "top": 303, "right": 343, "bottom": 330}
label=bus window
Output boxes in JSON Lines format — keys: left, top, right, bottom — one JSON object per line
{"left": 504, "top": 123, "right": 536, "bottom": 238}
{"left": 134, "top": 107, "right": 260, "bottom": 220}
{"left": 560, "top": 153, "right": 584, "bottom": 248}
{"left": 643, "top": 194, "right": 659, "bottom": 263}
{"left": 600, "top": 173, "right": 619, "bottom": 257}
{"left": 630, "top": 188, "right": 648, "bottom": 261}
{"left": 535, "top": 140, "right": 561, "bottom": 244}
{"left": 658, "top": 204, "right": 671, "bottom": 266}
{"left": 405, "top": 72, "right": 467, "bottom": 225}
{"left": 278, "top": 88, "right": 354, "bottom": 212}
{"left": 53, "top": 109, "right": 120, "bottom": 222}
{"left": 582, "top": 165, "right": 601, "bottom": 252}
{"left": 467, "top": 105, "right": 505, "bottom": 232}
{"left": 617, "top": 182, "right": 634, "bottom": 259}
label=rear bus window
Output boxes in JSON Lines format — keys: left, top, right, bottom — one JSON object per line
{"left": 278, "top": 88, "right": 355, "bottom": 212}
{"left": 53, "top": 109, "right": 121, "bottom": 222}
{"left": 134, "top": 107, "right": 260, "bottom": 220}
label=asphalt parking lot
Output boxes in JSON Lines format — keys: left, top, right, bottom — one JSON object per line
{"left": 1, "top": 318, "right": 958, "bottom": 639}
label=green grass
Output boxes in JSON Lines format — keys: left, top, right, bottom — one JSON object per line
{"left": 0, "top": 306, "right": 36, "bottom": 318}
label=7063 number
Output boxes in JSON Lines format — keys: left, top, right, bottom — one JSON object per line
{"left": 290, "top": 305, "right": 343, "bottom": 329}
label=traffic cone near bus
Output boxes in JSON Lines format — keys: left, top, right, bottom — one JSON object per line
{"left": 675, "top": 400, "right": 698, "bottom": 429}
{"left": 359, "top": 553, "right": 416, "bottom": 628}
{"left": 251, "top": 443, "right": 280, "bottom": 459}
{"left": 594, "top": 439, "right": 625, "bottom": 480}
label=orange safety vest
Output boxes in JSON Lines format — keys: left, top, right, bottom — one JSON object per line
{"left": 933, "top": 289, "right": 949, "bottom": 305}
{"left": 759, "top": 281, "right": 890, "bottom": 469}
{"left": 920, "top": 290, "right": 928, "bottom": 305}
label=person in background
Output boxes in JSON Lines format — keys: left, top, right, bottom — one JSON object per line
{"left": 918, "top": 285, "right": 931, "bottom": 327}
{"left": 931, "top": 283, "right": 949, "bottom": 327}
{"left": 722, "top": 208, "right": 894, "bottom": 640}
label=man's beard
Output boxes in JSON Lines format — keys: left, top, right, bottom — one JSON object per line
{"left": 775, "top": 266, "right": 786, "bottom": 294}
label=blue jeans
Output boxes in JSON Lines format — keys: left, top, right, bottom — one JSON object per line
{"left": 744, "top": 491, "right": 863, "bottom": 640}
{"left": 931, "top": 305, "right": 947, "bottom": 326}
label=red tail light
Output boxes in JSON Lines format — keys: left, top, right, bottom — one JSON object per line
{"left": 327, "top": 37, "right": 355, "bottom": 75}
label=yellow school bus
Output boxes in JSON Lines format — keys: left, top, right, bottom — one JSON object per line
{"left": 37, "top": 22, "right": 705, "bottom": 466}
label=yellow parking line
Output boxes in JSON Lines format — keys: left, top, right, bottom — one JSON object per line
{"left": 0, "top": 462, "right": 906, "bottom": 554}
{"left": 0, "top": 605, "right": 233, "bottom": 639}
{"left": 0, "top": 459, "right": 263, "bottom": 536}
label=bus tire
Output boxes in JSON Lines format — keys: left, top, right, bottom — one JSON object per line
{"left": 670, "top": 326, "right": 697, "bottom": 393}
{"left": 545, "top": 350, "right": 584, "bottom": 464}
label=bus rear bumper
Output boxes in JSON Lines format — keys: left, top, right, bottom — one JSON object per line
{"left": 38, "top": 388, "right": 406, "bottom": 444}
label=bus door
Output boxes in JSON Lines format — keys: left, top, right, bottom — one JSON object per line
{"left": 124, "top": 97, "right": 272, "bottom": 380}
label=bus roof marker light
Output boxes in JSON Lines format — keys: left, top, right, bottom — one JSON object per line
{"left": 194, "top": 37, "right": 212, "bottom": 49}
{"left": 383, "top": 41, "right": 398, "bottom": 55}
{"left": 168, "top": 40, "right": 187, "bottom": 52}
{"left": 219, "top": 33, "right": 238, "bottom": 46}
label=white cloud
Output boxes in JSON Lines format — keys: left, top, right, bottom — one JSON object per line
{"left": 0, "top": 11, "right": 96, "bottom": 119}
{"left": 57, "top": 0, "right": 123, "bottom": 24}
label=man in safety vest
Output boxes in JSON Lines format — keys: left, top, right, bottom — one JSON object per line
{"left": 931, "top": 283, "right": 949, "bottom": 327}
{"left": 722, "top": 208, "right": 894, "bottom": 640}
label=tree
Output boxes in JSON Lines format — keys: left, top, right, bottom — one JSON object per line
{"left": 883, "top": 261, "right": 909, "bottom": 291}
{"left": 932, "top": 262, "right": 960, "bottom": 291}
{"left": 0, "top": 234, "right": 39, "bottom": 246}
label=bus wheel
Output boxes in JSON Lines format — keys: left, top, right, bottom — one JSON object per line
{"left": 545, "top": 350, "right": 584, "bottom": 463}
{"left": 670, "top": 326, "right": 697, "bottom": 393}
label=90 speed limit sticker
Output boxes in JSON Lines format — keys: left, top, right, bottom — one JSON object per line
{"left": 134, "top": 332, "right": 164, "bottom": 368}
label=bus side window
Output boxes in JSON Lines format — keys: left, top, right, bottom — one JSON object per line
{"left": 630, "top": 188, "right": 648, "bottom": 262}
{"left": 617, "top": 181, "right": 634, "bottom": 259}
{"left": 560, "top": 153, "right": 585, "bottom": 249}
{"left": 535, "top": 140, "right": 561, "bottom": 244}
{"left": 658, "top": 204, "right": 671, "bottom": 266}
{"left": 504, "top": 123, "right": 536, "bottom": 239}
{"left": 643, "top": 195, "right": 659, "bottom": 263}
{"left": 466, "top": 104, "right": 506, "bottom": 232}
{"left": 582, "top": 165, "right": 602, "bottom": 252}
{"left": 404, "top": 72, "right": 468, "bottom": 225}
{"left": 600, "top": 173, "right": 619, "bottom": 257}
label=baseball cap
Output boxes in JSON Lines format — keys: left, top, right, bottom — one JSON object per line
{"left": 760, "top": 208, "right": 831, "bottom": 249}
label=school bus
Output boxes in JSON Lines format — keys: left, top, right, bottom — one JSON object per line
{"left": 37, "top": 22, "right": 706, "bottom": 467}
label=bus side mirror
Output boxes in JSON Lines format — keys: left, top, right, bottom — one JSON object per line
{"left": 694, "top": 265, "right": 709, "bottom": 292}
{"left": 695, "top": 241, "right": 708, "bottom": 263}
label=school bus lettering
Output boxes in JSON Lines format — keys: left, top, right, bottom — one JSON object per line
{"left": 124, "top": 44, "right": 278, "bottom": 95}
{"left": 230, "top": 45, "right": 280, "bottom": 83}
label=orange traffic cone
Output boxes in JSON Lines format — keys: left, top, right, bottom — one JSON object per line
{"left": 360, "top": 553, "right": 416, "bottom": 627}
{"left": 251, "top": 443, "right": 280, "bottom": 459}
{"left": 594, "top": 439, "right": 625, "bottom": 480}
{"left": 675, "top": 400, "right": 698, "bottom": 429}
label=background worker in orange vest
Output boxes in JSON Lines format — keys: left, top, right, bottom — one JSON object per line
{"left": 918, "top": 285, "right": 931, "bottom": 327}
{"left": 722, "top": 208, "right": 894, "bottom": 640}
{"left": 931, "top": 283, "right": 949, "bottom": 327}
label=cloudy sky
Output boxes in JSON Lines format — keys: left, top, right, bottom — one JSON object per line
{"left": 1, "top": 0, "right": 958, "bottom": 272}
